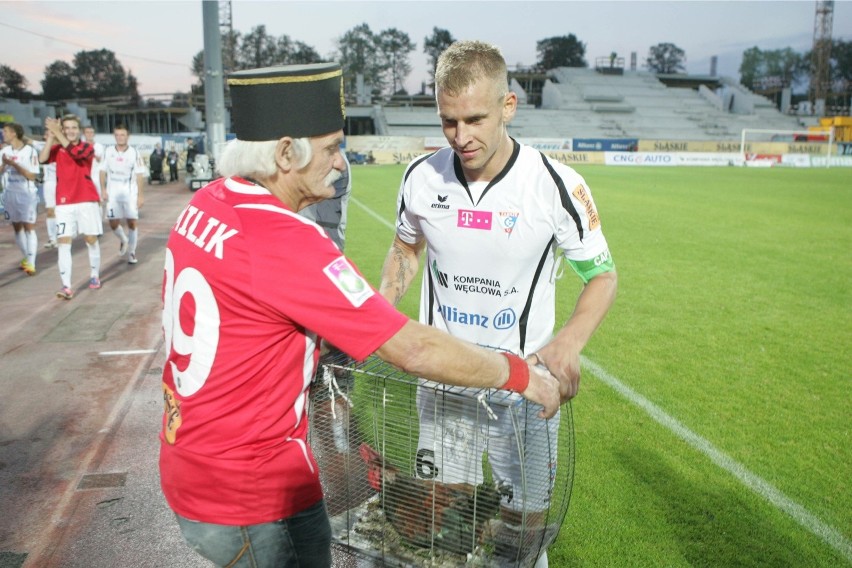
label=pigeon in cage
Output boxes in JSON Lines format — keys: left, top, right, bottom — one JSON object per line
{"left": 359, "top": 442, "right": 511, "bottom": 555}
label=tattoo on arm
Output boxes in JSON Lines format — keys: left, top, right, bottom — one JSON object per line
{"left": 383, "top": 242, "right": 418, "bottom": 306}
{"left": 391, "top": 245, "right": 411, "bottom": 305}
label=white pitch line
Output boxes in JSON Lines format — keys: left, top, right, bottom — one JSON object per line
{"left": 355, "top": 196, "right": 851, "bottom": 561}
{"left": 99, "top": 349, "right": 158, "bottom": 356}
{"left": 582, "top": 356, "right": 852, "bottom": 562}
{"left": 351, "top": 196, "right": 395, "bottom": 230}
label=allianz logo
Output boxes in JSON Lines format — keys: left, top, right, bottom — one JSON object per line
{"left": 437, "top": 305, "right": 517, "bottom": 330}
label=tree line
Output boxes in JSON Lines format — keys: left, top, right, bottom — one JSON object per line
{"left": 739, "top": 40, "right": 852, "bottom": 94}
{"left": 1, "top": 23, "right": 849, "bottom": 104}
{"left": 1, "top": 49, "right": 140, "bottom": 103}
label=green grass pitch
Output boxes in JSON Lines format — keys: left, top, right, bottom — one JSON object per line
{"left": 341, "top": 164, "right": 851, "bottom": 567}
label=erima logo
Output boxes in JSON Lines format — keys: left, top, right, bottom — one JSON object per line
{"left": 431, "top": 194, "right": 450, "bottom": 209}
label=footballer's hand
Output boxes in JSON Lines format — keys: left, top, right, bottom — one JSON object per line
{"left": 44, "top": 117, "right": 62, "bottom": 136}
{"left": 529, "top": 348, "right": 581, "bottom": 403}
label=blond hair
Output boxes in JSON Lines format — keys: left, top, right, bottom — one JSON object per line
{"left": 435, "top": 40, "right": 508, "bottom": 98}
{"left": 61, "top": 114, "right": 82, "bottom": 128}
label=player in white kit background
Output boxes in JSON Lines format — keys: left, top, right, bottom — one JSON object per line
{"left": 83, "top": 125, "right": 105, "bottom": 200}
{"left": 42, "top": 161, "right": 58, "bottom": 249}
{"left": 0, "top": 122, "right": 41, "bottom": 274}
{"left": 100, "top": 124, "right": 147, "bottom": 264}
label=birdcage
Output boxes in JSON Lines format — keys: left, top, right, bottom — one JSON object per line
{"left": 308, "top": 350, "right": 575, "bottom": 568}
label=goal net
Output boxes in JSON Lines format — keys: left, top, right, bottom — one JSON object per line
{"left": 740, "top": 128, "right": 835, "bottom": 168}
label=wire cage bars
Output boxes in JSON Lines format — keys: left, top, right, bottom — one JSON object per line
{"left": 308, "top": 350, "right": 575, "bottom": 567}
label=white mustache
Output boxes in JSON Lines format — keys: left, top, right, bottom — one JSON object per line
{"left": 324, "top": 169, "right": 342, "bottom": 187}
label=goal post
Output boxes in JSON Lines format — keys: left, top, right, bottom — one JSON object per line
{"left": 740, "top": 128, "right": 835, "bottom": 168}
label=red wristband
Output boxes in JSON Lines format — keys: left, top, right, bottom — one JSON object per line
{"left": 501, "top": 353, "right": 530, "bottom": 392}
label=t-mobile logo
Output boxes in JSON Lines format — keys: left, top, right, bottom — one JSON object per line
{"left": 457, "top": 209, "right": 492, "bottom": 230}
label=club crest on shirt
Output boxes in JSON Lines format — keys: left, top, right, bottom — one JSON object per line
{"left": 323, "top": 257, "right": 374, "bottom": 307}
{"left": 498, "top": 211, "right": 519, "bottom": 237}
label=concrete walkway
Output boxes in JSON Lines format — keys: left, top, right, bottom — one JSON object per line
{"left": 0, "top": 178, "right": 209, "bottom": 568}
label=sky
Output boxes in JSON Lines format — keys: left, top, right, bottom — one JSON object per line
{"left": 1, "top": 0, "right": 851, "bottom": 98}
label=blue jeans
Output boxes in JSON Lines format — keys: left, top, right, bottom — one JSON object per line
{"left": 176, "top": 500, "right": 332, "bottom": 567}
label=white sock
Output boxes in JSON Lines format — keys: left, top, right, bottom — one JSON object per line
{"left": 128, "top": 228, "right": 138, "bottom": 255}
{"left": 86, "top": 240, "right": 101, "bottom": 279}
{"left": 15, "top": 230, "right": 27, "bottom": 257}
{"left": 58, "top": 243, "right": 72, "bottom": 288}
{"left": 47, "top": 217, "right": 57, "bottom": 242}
{"left": 114, "top": 225, "right": 127, "bottom": 244}
{"left": 534, "top": 551, "right": 548, "bottom": 568}
{"left": 26, "top": 230, "right": 38, "bottom": 266}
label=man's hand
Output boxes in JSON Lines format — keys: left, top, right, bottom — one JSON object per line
{"left": 521, "top": 362, "right": 561, "bottom": 419}
{"left": 44, "top": 117, "right": 62, "bottom": 136}
{"left": 529, "top": 270, "right": 617, "bottom": 403}
{"left": 528, "top": 347, "right": 581, "bottom": 403}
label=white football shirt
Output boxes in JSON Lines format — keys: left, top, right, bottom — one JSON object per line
{"left": 396, "top": 140, "right": 612, "bottom": 356}
{"left": 90, "top": 142, "right": 105, "bottom": 195}
{"left": 0, "top": 144, "right": 40, "bottom": 193}
{"left": 101, "top": 145, "right": 146, "bottom": 200}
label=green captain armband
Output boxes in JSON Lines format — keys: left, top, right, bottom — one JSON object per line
{"left": 567, "top": 249, "right": 615, "bottom": 283}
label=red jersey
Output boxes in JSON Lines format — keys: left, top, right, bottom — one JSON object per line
{"left": 47, "top": 142, "right": 99, "bottom": 205}
{"left": 160, "top": 176, "right": 407, "bottom": 525}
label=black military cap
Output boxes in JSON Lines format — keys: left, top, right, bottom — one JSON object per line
{"left": 228, "top": 62, "right": 345, "bottom": 141}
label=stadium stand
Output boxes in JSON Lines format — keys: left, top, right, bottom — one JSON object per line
{"left": 378, "top": 67, "right": 808, "bottom": 141}
{"left": 381, "top": 106, "right": 442, "bottom": 138}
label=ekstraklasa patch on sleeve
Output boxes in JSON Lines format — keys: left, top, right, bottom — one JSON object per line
{"left": 323, "top": 257, "right": 374, "bottom": 307}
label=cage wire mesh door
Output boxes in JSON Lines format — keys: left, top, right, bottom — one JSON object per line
{"left": 308, "top": 350, "right": 575, "bottom": 567}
